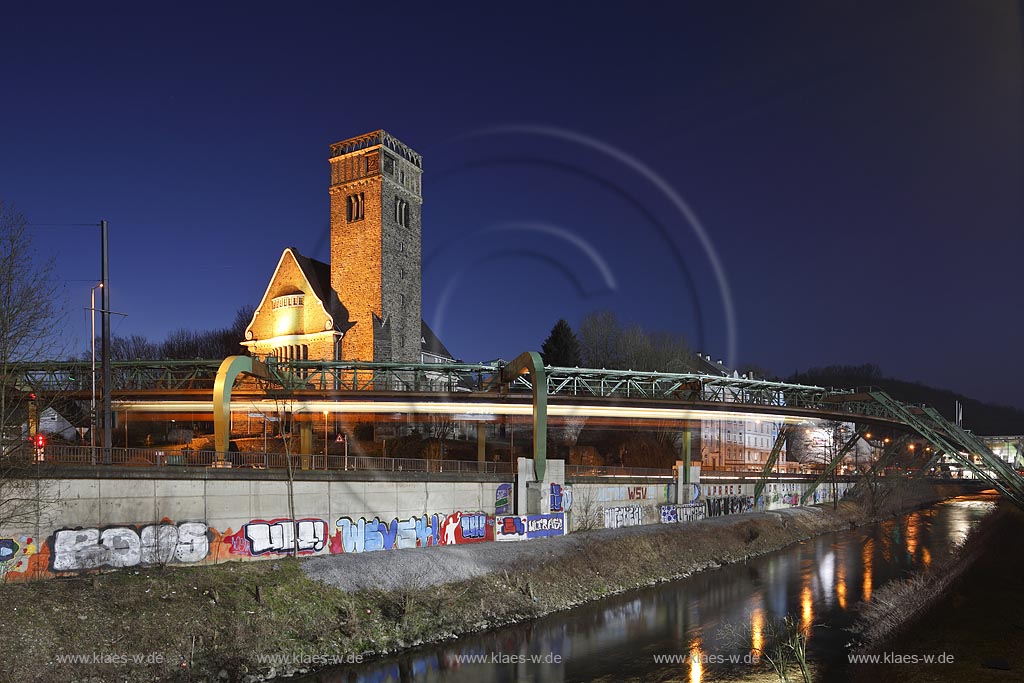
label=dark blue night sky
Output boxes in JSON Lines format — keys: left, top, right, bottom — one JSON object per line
{"left": 2, "top": 3, "right": 1021, "bottom": 406}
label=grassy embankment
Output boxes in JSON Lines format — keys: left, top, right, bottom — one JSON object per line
{"left": 0, "top": 480, "right": 948, "bottom": 683}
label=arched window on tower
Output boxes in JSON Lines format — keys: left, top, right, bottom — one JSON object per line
{"left": 347, "top": 193, "right": 364, "bottom": 222}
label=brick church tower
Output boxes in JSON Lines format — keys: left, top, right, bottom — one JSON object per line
{"left": 244, "top": 131, "right": 446, "bottom": 366}
{"left": 328, "top": 131, "right": 423, "bottom": 363}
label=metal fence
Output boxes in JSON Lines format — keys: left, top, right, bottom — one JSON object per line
{"left": 564, "top": 464, "right": 676, "bottom": 478}
{"left": 12, "top": 445, "right": 514, "bottom": 474}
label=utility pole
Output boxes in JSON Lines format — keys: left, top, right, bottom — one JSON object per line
{"left": 101, "top": 220, "right": 112, "bottom": 464}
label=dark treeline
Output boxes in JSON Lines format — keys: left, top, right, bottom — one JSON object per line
{"left": 790, "top": 364, "right": 1024, "bottom": 436}
{"left": 541, "top": 311, "right": 698, "bottom": 373}
{"left": 541, "top": 315, "right": 1024, "bottom": 436}
{"left": 89, "top": 305, "right": 254, "bottom": 361}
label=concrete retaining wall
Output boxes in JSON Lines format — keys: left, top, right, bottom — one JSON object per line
{"left": 0, "top": 468, "right": 514, "bottom": 580}
{"left": 0, "top": 466, "right": 854, "bottom": 580}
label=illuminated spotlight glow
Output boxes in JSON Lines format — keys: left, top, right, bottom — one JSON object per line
{"left": 121, "top": 400, "right": 814, "bottom": 426}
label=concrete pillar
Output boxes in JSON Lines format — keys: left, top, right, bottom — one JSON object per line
{"left": 477, "top": 423, "right": 486, "bottom": 465}
{"left": 681, "top": 428, "right": 692, "bottom": 485}
{"left": 676, "top": 460, "right": 702, "bottom": 504}
{"left": 299, "top": 422, "right": 312, "bottom": 470}
{"left": 518, "top": 457, "right": 566, "bottom": 516}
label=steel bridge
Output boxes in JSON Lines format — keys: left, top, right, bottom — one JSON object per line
{"left": 10, "top": 354, "right": 1024, "bottom": 508}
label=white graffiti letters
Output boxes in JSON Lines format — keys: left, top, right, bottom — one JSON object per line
{"left": 52, "top": 522, "right": 210, "bottom": 572}
{"left": 244, "top": 519, "right": 327, "bottom": 555}
{"left": 603, "top": 506, "right": 643, "bottom": 529}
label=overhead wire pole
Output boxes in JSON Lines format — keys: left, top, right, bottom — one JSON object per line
{"left": 100, "top": 220, "right": 112, "bottom": 464}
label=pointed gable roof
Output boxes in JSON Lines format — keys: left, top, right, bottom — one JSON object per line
{"left": 245, "top": 247, "right": 349, "bottom": 341}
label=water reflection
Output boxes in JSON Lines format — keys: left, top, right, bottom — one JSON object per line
{"left": 689, "top": 639, "right": 703, "bottom": 683}
{"left": 800, "top": 583, "right": 813, "bottom": 637}
{"left": 296, "top": 496, "right": 997, "bottom": 683}
{"left": 750, "top": 605, "right": 764, "bottom": 656}
{"left": 861, "top": 537, "right": 873, "bottom": 603}
{"left": 836, "top": 556, "right": 847, "bottom": 610}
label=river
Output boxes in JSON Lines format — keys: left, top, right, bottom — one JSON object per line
{"left": 293, "top": 495, "right": 998, "bottom": 683}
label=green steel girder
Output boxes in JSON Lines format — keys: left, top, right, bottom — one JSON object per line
{"left": 801, "top": 425, "right": 871, "bottom": 505}
{"left": 869, "top": 392, "right": 1024, "bottom": 507}
{"left": 918, "top": 406, "right": 1024, "bottom": 497}
{"left": 866, "top": 434, "right": 912, "bottom": 478}
{"left": 499, "top": 352, "right": 547, "bottom": 481}
{"left": 213, "top": 356, "right": 272, "bottom": 456}
{"left": 753, "top": 426, "right": 790, "bottom": 502}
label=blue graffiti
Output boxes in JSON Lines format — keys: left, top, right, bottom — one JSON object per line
{"left": 550, "top": 483, "right": 564, "bottom": 512}
{"left": 460, "top": 514, "right": 487, "bottom": 539}
{"left": 495, "top": 483, "right": 513, "bottom": 514}
{"left": 0, "top": 539, "right": 19, "bottom": 563}
{"left": 337, "top": 514, "right": 441, "bottom": 553}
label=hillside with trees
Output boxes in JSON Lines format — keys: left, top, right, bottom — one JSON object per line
{"left": 790, "top": 364, "right": 1024, "bottom": 436}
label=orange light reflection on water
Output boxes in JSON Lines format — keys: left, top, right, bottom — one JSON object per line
{"left": 906, "top": 514, "right": 919, "bottom": 558}
{"left": 862, "top": 538, "right": 874, "bottom": 602}
{"left": 689, "top": 641, "right": 703, "bottom": 683}
{"left": 751, "top": 606, "right": 764, "bottom": 655}
{"left": 836, "top": 557, "right": 847, "bottom": 610}
{"left": 800, "top": 584, "right": 813, "bottom": 636}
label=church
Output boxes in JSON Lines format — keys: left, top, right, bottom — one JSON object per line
{"left": 242, "top": 130, "right": 453, "bottom": 365}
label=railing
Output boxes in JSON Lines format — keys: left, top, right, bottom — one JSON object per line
{"left": 565, "top": 464, "right": 676, "bottom": 478}
{"left": 6, "top": 359, "right": 914, "bottom": 425}
{"left": 10, "top": 445, "right": 513, "bottom": 475}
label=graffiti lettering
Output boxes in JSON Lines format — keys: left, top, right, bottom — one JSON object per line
{"left": 659, "top": 503, "right": 706, "bottom": 524}
{"left": 0, "top": 538, "right": 19, "bottom": 563}
{"left": 550, "top": 483, "right": 564, "bottom": 512}
{"left": 51, "top": 522, "right": 209, "bottom": 572}
{"left": 333, "top": 512, "right": 490, "bottom": 553}
{"left": 627, "top": 486, "right": 648, "bottom": 500}
{"left": 495, "top": 514, "right": 565, "bottom": 541}
{"left": 495, "top": 483, "right": 513, "bottom": 515}
{"left": 225, "top": 518, "right": 328, "bottom": 556}
{"left": 603, "top": 506, "right": 643, "bottom": 529}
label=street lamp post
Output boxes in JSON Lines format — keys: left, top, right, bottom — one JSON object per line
{"left": 323, "top": 409, "right": 328, "bottom": 468}
{"left": 89, "top": 283, "right": 102, "bottom": 462}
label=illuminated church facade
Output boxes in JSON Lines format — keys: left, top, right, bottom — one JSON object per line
{"left": 242, "top": 130, "right": 451, "bottom": 364}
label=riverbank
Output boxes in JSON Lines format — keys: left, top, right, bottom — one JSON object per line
{"left": 849, "top": 502, "right": 1024, "bottom": 683}
{"left": 0, "top": 480, "right": 954, "bottom": 682}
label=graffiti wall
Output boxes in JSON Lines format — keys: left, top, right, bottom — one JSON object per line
{"left": 495, "top": 483, "right": 513, "bottom": 515}
{"left": 224, "top": 518, "right": 328, "bottom": 556}
{"left": 566, "top": 482, "right": 670, "bottom": 531}
{"left": 602, "top": 506, "right": 643, "bottom": 529}
{"left": 0, "top": 509, "right": 503, "bottom": 580}
{"left": 332, "top": 511, "right": 493, "bottom": 554}
{"left": 495, "top": 513, "right": 565, "bottom": 541}
{"left": 659, "top": 503, "right": 706, "bottom": 524}
{"left": 50, "top": 522, "right": 211, "bottom": 572}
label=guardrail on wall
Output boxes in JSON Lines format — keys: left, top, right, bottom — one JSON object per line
{"left": 9, "top": 445, "right": 514, "bottom": 474}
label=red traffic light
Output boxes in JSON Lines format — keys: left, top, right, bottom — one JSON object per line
{"left": 34, "top": 434, "right": 46, "bottom": 448}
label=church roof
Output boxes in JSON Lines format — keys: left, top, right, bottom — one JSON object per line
{"left": 421, "top": 320, "right": 455, "bottom": 361}
{"left": 287, "top": 248, "right": 348, "bottom": 330}
{"left": 267, "top": 247, "right": 455, "bottom": 360}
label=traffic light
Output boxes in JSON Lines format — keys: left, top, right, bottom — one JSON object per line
{"left": 34, "top": 433, "right": 46, "bottom": 449}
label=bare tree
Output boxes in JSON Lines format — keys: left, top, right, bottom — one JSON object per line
{"left": 0, "top": 201, "right": 66, "bottom": 544}
{"left": 578, "top": 310, "right": 694, "bottom": 372}
{"left": 108, "top": 334, "right": 161, "bottom": 360}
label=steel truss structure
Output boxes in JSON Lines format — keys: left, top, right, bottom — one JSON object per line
{"left": 8, "top": 356, "right": 1024, "bottom": 508}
